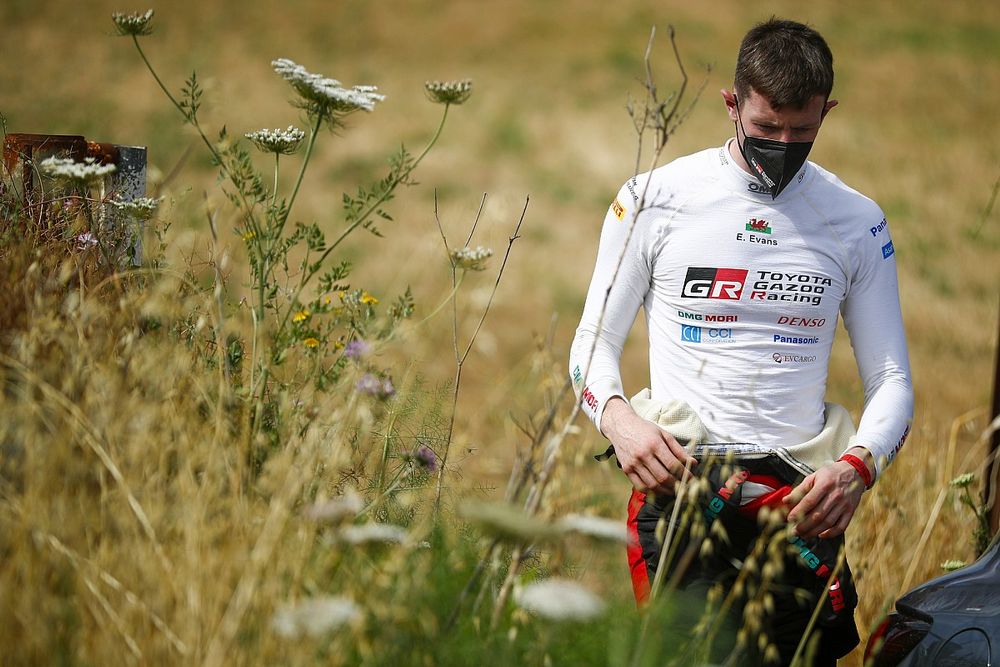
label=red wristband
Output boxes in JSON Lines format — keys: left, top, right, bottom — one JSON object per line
{"left": 838, "top": 454, "right": 874, "bottom": 490}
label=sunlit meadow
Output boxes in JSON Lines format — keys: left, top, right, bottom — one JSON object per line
{"left": 1, "top": 1, "right": 998, "bottom": 665}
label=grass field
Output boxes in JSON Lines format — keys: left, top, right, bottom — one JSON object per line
{"left": 1, "top": 1, "right": 998, "bottom": 664}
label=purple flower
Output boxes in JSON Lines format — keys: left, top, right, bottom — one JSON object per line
{"left": 344, "top": 339, "right": 371, "bottom": 360}
{"left": 356, "top": 373, "right": 394, "bottom": 400}
{"left": 413, "top": 445, "right": 439, "bottom": 472}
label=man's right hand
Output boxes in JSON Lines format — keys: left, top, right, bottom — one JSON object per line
{"left": 600, "top": 396, "right": 698, "bottom": 495}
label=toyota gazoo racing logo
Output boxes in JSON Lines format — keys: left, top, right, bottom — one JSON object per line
{"left": 681, "top": 267, "right": 748, "bottom": 300}
{"left": 680, "top": 325, "right": 735, "bottom": 344}
{"left": 749, "top": 271, "right": 832, "bottom": 306}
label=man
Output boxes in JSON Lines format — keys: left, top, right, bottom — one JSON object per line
{"left": 569, "top": 19, "right": 913, "bottom": 665}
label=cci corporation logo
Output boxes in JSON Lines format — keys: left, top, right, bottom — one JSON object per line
{"left": 681, "top": 325, "right": 734, "bottom": 344}
{"left": 681, "top": 267, "right": 748, "bottom": 300}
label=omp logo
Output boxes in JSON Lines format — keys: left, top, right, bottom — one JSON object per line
{"left": 681, "top": 267, "right": 748, "bottom": 300}
{"left": 745, "top": 218, "right": 771, "bottom": 234}
{"left": 778, "top": 316, "right": 826, "bottom": 328}
{"left": 882, "top": 241, "right": 894, "bottom": 259}
{"left": 870, "top": 218, "right": 888, "bottom": 237}
{"left": 677, "top": 310, "right": 738, "bottom": 323}
{"left": 681, "top": 325, "right": 734, "bottom": 344}
{"left": 611, "top": 199, "right": 625, "bottom": 220}
{"left": 746, "top": 181, "right": 770, "bottom": 195}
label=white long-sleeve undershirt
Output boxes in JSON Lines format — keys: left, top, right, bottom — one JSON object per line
{"left": 569, "top": 142, "right": 913, "bottom": 478}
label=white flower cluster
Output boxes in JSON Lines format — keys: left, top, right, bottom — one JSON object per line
{"left": 271, "top": 596, "right": 361, "bottom": 639}
{"left": 245, "top": 126, "right": 305, "bottom": 155}
{"left": 556, "top": 514, "right": 629, "bottom": 544}
{"left": 338, "top": 522, "right": 407, "bottom": 545}
{"left": 112, "top": 9, "right": 154, "bottom": 36}
{"left": 39, "top": 156, "right": 116, "bottom": 185}
{"left": 425, "top": 79, "right": 473, "bottom": 105}
{"left": 111, "top": 196, "right": 161, "bottom": 220}
{"left": 450, "top": 245, "right": 493, "bottom": 271}
{"left": 272, "top": 58, "right": 385, "bottom": 114}
{"left": 514, "top": 579, "right": 606, "bottom": 621}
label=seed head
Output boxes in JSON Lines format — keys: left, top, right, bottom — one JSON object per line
{"left": 424, "top": 79, "right": 473, "bottom": 105}
{"left": 112, "top": 9, "right": 154, "bottom": 37}
{"left": 245, "top": 126, "right": 305, "bottom": 155}
{"left": 941, "top": 559, "right": 967, "bottom": 572}
{"left": 450, "top": 245, "right": 493, "bottom": 271}
{"left": 950, "top": 473, "right": 976, "bottom": 489}
{"left": 557, "top": 514, "right": 629, "bottom": 544}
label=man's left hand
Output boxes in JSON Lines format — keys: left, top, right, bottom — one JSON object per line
{"left": 784, "top": 451, "right": 871, "bottom": 539}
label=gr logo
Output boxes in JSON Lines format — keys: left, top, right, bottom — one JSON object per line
{"left": 682, "top": 267, "right": 749, "bottom": 300}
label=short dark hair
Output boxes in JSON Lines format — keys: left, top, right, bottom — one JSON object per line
{"left": 734, "top": 18, "right": 834, "bottom": 109}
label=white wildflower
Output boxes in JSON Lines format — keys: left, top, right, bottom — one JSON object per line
{"left": 40, "top": 156, "right": 116, "bottom": 185}
{"left": 515, "top": 579, "right": 606, "bottom": 621}
{"left": 339, "top": 522, "right": 407, "bottom": 545}
{"left": 245, "top": 126, "right": 306, "bottom": 155}
{"left": 272, "top": 58, "right": 385, "bottom": 115}
{"left": 111, "top": 196, "right": 161, "bottom": 220}
{"left": 271, "top": 595, "right": 361, "bottom": 639}
{"left": 425, "top": 79, "right": 473, "bottom": 105}
{"left": 941, "top": 560, "right": 967, "bottom": 572}
{"left": 459, "top": 501, "right": 559, "bottom": 543}
{"left": 450, "top": 245, "right": 493, "bottom": 271}
{"left": 112, "top": 9, "right": 154, "bottom": 36}
{"left": 303, "top": 493, "right": 364, "bottom": 524}
{"left": 557, "top": 514, "right": 629, "bottom": 544}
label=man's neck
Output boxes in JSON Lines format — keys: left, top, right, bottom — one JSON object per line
{"left": 727, "top": 136, "right": 754, "bottom": 176}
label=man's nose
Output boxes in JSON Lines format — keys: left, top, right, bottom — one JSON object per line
{"left": 777, "top": 128, "right": 795, "bottom": 143}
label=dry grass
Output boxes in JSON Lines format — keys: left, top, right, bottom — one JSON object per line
{"left": 1, "top": 0, "right": 998, "bottom": 664}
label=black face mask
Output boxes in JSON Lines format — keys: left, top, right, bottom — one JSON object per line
{"left": 734, "top": 97, "right": 813, "bottom": 200}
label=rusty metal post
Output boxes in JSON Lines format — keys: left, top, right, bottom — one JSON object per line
{"left": 2, "top": 133, "right": 147, "bottom": 265}
{"left": 985, "top": 294, "right": 1000, "bottom": 535}
{"left": 107, "top": 145, "right": 148, "bottom": 266}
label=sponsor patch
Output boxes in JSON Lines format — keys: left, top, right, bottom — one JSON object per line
{"left": 772, "top": 352, "right": 817, "bottom": 364}
{"left": 611, "top": 198, "right": 625, "bottom": 220}
{"left": 870, "top": 218, "right": 888, "bottom": 237}
{"left": 777, "top": 316, "right": 826, "bottom": 328}
{"left": 572, "top": 365, "right": 583, "bottom": 388}
{"left": 749, "top": 271, "right": 831, "bottom": 306}
{"left": 773, "top": 334, "right": 819, "bottom": 345}
{"left": 881, "top": 240, "right": 894, "bottom": 259}
{"left": 676, "top": 309, "right": 738, "bottom": 323}
{"left": 681, "top": 267, "right": 748, "bottom": 300}
{"left": 680, "top": 325, "right": 735, "bottom": 344}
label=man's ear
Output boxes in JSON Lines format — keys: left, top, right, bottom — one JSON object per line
{"left": 821, "top": 98, "right": 839, "bottom": 119}
{"left": 721, "top": 89, "right": 738, "bottom": 121}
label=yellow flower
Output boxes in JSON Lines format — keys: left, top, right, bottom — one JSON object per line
{"left": 360, "top": 292, "right": 379, "bottom": 305}
{"left": 303, "top": 337, "right": 320, "bottom": 348}
{"left": 322, "top": 295, "right": 334, "bottom": 306}
{"left": 242, "top": 230, "right": 256, "bottom": 241}
{"left": 333, "top": 340, "right": 345, "bottom": 350}
{"left": 293, "top": 309, "right": 311, "bottom": 323}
